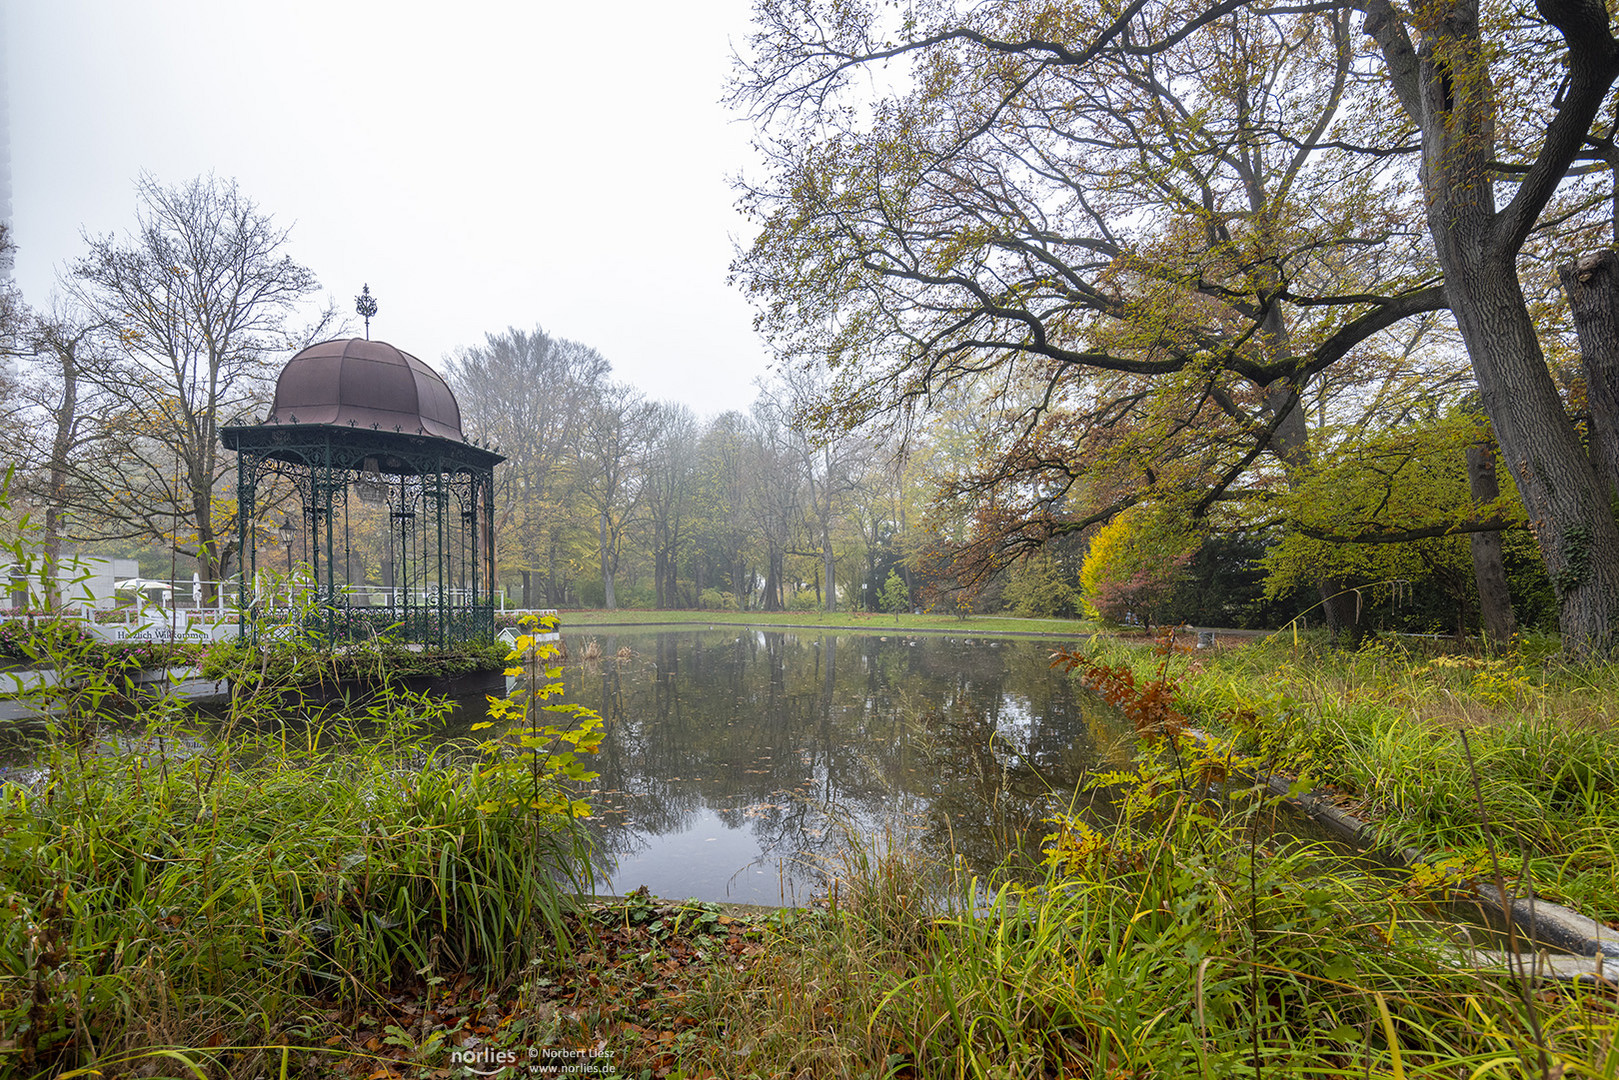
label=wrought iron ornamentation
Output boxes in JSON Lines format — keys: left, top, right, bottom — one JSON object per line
{"left": 355, "top": 284, "right": 378, "bottom": 339}
{"left": 221, "top": 338, "right": 504, "bottom": 648}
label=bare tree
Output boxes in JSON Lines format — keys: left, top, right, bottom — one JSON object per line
{"left": 759, "top": 367, "right": 871, "bottom": 610}
{"left": 642, "top": 403, "right": 698, "bottom": 608}
{"left": 68, "top": 174, "right": 333, "bottom": 592}
{"left": 1, "top": 302, "right": 111, "bottom": 603}
{"left": 446, "top": 326, "right": 609, "bottom": 605}
{"left": 689, "top": 411, "right": 759, "bottom": 606}
{"left": 745, "top": 400, "right": 804, "bottom": 611}
{"left": 577, "top": 386, "right": 658, "bottom": 609}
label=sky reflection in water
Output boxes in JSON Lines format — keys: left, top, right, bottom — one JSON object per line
{"left": 546, "top": 629, "right": 1134, "bottom": 905}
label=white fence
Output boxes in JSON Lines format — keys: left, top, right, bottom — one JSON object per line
{"left": 2, "top": 578, "right": 535, "bottom": 645}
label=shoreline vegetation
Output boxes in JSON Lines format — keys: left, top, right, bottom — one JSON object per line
{"left": 3, "top": 611, "right": 1617, "bottom": 1077}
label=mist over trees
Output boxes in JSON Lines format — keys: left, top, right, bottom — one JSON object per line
{"left": 722, "top": 0, "right": 1619, "bottom": 650}
{"left": 436, "top": 319, "right": 1553, "bottom": 636}
{"left": 0, "top": 128, "right": 1586, "bottom": 640}
{"left": 443, "top": 329, "right": 928, "bottom": 614}
{"left": 1, "top": 176, "right": 335, "bottom": 597}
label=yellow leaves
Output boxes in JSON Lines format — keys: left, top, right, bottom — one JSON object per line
{"left": 503, "top": 636, "right": 560, "bottom": 664}
{"left": 475, "top": 615, "right": 604, "bottom": 822}
{"left": 1079, "top": 504, "right": 1201, "bottom": 625}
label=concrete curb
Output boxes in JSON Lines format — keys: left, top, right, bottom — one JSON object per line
{"left": 1271, "top": 774, "right": 1619, "bottom": 960}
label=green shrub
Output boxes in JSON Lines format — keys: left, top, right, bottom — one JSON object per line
{"left": 698, "top": 588, "right": 738, "bottom": 611}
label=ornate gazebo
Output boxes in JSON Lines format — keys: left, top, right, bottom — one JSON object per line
{"left": 222, "top": 337, "right": 504, "bottom": 646}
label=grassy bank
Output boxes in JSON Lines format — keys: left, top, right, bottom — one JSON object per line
{"left": 0, "top": 617, "right": 602, "bottom": 1077}
{"left": 552, "top": 607, "right": 1097, "bottom": 637}
{"left": 1073, "top": 628, "right": 1619, "bottom": 923}
{"left": 7, "top": 612, "right": 1619, "bottom": 1077}
{"left": 17, "top": 777, "right": 1613, "bottom": 1078}
{"left": 629, "top": 815, "right": 1615, "bottom": 1078}
{"left": 76, "top": 775, "right": 1607, "bottom": 1079}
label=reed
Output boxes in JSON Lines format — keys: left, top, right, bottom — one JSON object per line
{"left": 0, "top": 608, "right": 597, "bottom": 1076}
{"left": 1076, "top": 630, "right": 1619, "bottom": 920}
{"left": 649, "top": 739, "right": 1617, "bottom": 1079}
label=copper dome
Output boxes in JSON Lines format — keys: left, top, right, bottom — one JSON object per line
{"left": 265, "top": 337, "right": 463, "bottom": 441}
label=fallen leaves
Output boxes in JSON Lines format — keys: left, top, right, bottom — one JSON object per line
{"left": 296, "top": 895, "right": 768, "bottom": 1079}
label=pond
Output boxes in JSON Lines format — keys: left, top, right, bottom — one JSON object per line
{"left": 540, "top": 628, "right": 1137, "bottom": 905}
{"left": 0, "top": 627, "right": 1139, "bottom": 908}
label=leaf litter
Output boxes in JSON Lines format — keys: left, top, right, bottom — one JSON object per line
{"left": 305, "top": 887, "right": 769, "bottom": 1079}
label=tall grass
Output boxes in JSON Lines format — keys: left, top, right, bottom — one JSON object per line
{"left": 1080, "top": 630, "right": 1619, "bottom": 919}
{"left": 0, "top": 611, "right": 598, "bottom": 1075}
{"left": 656, "top": 748, "right": 1619, "bottom": 1079}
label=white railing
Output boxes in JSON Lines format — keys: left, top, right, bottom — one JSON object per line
{"left": 0, "top": 576, "right": 515, "bottom": 644}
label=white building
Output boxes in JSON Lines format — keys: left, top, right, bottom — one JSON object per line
{"left": 2, "top": 555, "right": 140, "bottom": 612}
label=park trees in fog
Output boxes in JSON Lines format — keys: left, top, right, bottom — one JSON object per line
{"left": 446, "top": 326, "right": 609, "bottom": 606}
{"left": 724, "top": 0, "right": 1618, "bottom": 649}
{"left": 576, "top": 386, "right": 660, "bottom": 610}
{"left": 3, "top": 302, "right": 109, "bottom": 602}
{"left": 1, "top": 175, "right": 334, "bottom": 596}
{"left": 66, "top": 174, "right": 333, "bottom": 593}
{"left": 642, "top": 403, "right": 698, "bottom": 609}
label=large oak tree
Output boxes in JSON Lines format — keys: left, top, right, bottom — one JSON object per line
{"left": 1363, "top": 0, "right": 1619, "bottom": 654}
{"left": 731, "top": 0, "right": 1619, "bottom": 653}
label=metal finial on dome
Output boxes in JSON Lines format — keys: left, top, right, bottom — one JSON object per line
{"left": 355, "top": 284, "right": 378, "bottom": 340}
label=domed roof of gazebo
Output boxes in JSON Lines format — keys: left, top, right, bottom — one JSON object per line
{"left": 264, "top": 337, "right": 464, "bottom": 442}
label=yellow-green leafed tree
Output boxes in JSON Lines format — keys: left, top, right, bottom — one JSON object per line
{"left": 1262, "top": 414, "right": 1528, "bottom": 639}
{"left": 1003, "top": 550, "right": 1081, "bottom": 619}
{"left": 1079, "top": 506, "right": 1200, "bottom": 630}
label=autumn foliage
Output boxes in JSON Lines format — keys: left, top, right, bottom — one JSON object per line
{"left": 1050, "top": 633, "right": 1189, "bottom": 742}
{"left": 1078, "top": 506, "right": 1198, "bottom": 630}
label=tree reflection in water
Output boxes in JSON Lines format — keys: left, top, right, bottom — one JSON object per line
{"left": 542, "top": 630, "right": 1134, "bottom": 905}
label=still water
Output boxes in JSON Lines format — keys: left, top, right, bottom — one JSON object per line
{"left": 548, "top": 629, "right": 1135, "bottom": 905}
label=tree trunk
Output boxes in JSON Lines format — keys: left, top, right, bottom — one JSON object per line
{"left": 1558, "top": 250, "right": 1619, "bottom": 505}
{"left": 654, "top": 538, "right": 668, "bottom": 609}
{"left": 42, "top": 349, "right": 79, "bottom": 611}
{"left": 1318, "top": 577, "right": 1370, "bottom": 647}
{"left": 547, "top": 534, "right": 564, "bottom": 606}
{"left": 599, "top": 509, "right": 617, "bottom": 609}
{"left": 1465, "top": 439, "right": 1518, "bottom": 645}
{"left": 764, "top": 550, "right": 785, "bottom": 611}
{"left": 1442, "top": 254, "right": 1619, "bottom": 654}
{"left": 822, "top": 524, "right": 837, "bottom": 612}
{"left": 1380, "top": 1, "right": 1619, "bottom": 657}
{"left": 1267, "top": 353, "right": 1371, "bottom": 645}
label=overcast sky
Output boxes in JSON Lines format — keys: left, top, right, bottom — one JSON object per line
{"left": 5, "top": 0, "right": 771, "bottom": 417}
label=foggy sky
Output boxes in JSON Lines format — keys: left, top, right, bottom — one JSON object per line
{"left": 6, "top": 1, "right": 770, "bottom": 416}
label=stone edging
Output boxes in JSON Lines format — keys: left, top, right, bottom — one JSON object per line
{"left": 1273, "top": 774, "right": 1619, "bottom": 976}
